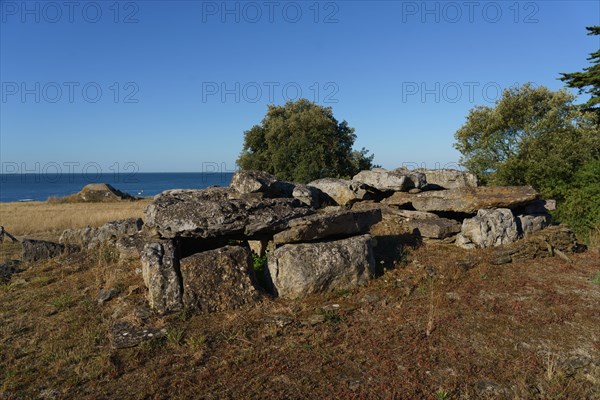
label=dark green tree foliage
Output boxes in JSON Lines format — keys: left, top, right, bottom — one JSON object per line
{"left": 454, "top": 83, "right": 600, "bottom": 195}
{"left": 555, "top": 159, "right": 600, "bottom": 244}
{"left": 237, "top": 99, "right": 374, "bottom": 183}
{"left": 560, "top": 26, "right": 600, "bottom": 115}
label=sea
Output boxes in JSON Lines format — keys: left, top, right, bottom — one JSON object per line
{"left": 0, "top": 173, "right": 234, "bottom": 203}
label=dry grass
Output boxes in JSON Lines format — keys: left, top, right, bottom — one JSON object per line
{"left": 1, "top": 240, "right": 599, "bottom": 399}
{"left": 0, "top": 199, "right": 151, "bottom": 238}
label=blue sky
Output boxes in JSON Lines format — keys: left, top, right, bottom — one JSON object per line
{"left": 1, "top": 0, "right": 598, "bottom": 173}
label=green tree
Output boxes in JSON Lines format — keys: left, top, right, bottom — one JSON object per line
{"left": 554, "top": 159, "right": 600, "bottom": 245}
{"left": 454, "top": 83, "right": 600, "bottom": 197}
{"left": 560, "top": 26, "right": 600, "bottom": 116}
{"left": 237, "top": 99, "right": 374, "bottom": 183}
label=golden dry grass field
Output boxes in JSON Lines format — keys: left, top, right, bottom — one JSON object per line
{"left": 0, "top": 199, "right": 151, "bottom": 239}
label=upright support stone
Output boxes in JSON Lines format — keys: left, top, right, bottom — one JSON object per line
{"left": 141, "top": 240, "right": 182, "bottom": 314}
{"left": 267, "top": 234, "right": 376, "bottom": 298}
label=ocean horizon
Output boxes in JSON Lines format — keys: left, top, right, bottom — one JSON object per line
{"left": 0, "top": 173, "right": 234, "bottom": 203}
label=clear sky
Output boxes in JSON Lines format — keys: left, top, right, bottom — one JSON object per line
{"left": 1, "top": 0, "right": 598, "bottom": 174}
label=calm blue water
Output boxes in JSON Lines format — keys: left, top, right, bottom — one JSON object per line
{"left": 0, "top": 173, "right": 234, "bottom": 202}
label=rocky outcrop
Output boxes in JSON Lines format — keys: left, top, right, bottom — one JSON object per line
{"left": 267, "top": 234, "right": 376, "bottom": 298}
{"left": 180, "top": 246, "right": 261, "bottom": 313}
{"left": 409, "top": 186, "right": 539, "bottom": 213}
{"left": 307, "top": 178, "right": 369, "bottom": 207}
{"left": 456, "top": 209, "right": 519, "bottom": 249}
{"left": 22, "top": 239, "right": 79, "bottom": 263}
{"left": 140, "top": 240, "right": 182, "bottom": 314}
{"left": 272, "top": 209, "right": 382, "bottom": 244}
{"left": 144, "top": 188, "right": 313, "bottom": 239}
{"left": 416, "top": 169, "right": 478, "bottom": 189}
{"left": 63, "top": 183, "right": 136, "bottom": 202}
{"left": 352, "top": 168, "right": 426, "bottom": 192}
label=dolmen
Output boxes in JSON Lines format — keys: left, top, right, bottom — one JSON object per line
{"left": 46, "top": 167, "right": 567, "bottom": 316}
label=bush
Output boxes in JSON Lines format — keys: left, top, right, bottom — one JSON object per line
{"left": 554, "top": 159, "right": 600, "bottom": 245}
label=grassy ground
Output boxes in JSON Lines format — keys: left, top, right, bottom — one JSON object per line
{"left": 0, "top": 199, "right": 151, "bottom": 238}
{"left": 1, "top": 202, "right": 599, "bottom": 399}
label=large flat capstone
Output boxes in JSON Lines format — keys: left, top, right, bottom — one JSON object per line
{"left": 144, "top": 187, "right": 314, "bottom": 239}
{"left": 408, "top": 186, "right": 539, "bottom": 213}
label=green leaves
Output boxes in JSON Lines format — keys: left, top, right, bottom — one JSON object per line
{"left": 237, "top": 99, "right": 374, "bottom": 183}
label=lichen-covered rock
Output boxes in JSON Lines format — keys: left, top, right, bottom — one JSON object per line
{"left": 267, "top": 235, "right": 376, "bottom": 298}
{"left": 22, "top": 239, "right": 78, "bottom": 262}
{"left": 292, "top": 184, "right": 326, "bottom": 208}
{"left": 115, "top": 233, "right": 145, "bottom": 261}
{"left": 140, "top": 240, "right": 182, "bottom": 314}
{"left": 408, "top": 217, "right": 462, "bottom": 239}
{"left": 457, "top": 208, "right": 519, "bottom": 249}
{"left": 352, "top": 168, "right": 426, "bottom": 192}
{"left": 59, "top": 218, "right": 143, "bottom": 249}
{"left": 0, "top": 260, "right": 21, "bottom": 282}
{"left": 307, "top": 178, "right": 369, "bottom": 207}
{"left": 144, "top": 188, "right": 314, "bottom": 239}
{"left": 416, "top": 169, "right": 478, "bottom": 189}
{"left": 230, "top": 170, "right": 294, "bottom": 198}
{"left": 508, "top": 225, "right": 579, "bottom": 260}
{"left": 517, "top": 213, "right": 552, "bottom": 235}
{"left": 273, "top": 209, "right": 381, "bottom": 244}
{"left": 409, "top": 186, "right": 539, "bottom": 213}
{"left": 180, "top": 246, "right": 261, "bottom": 313}
{"left": 380, "top": 191, "right": 414, "bottom": 207}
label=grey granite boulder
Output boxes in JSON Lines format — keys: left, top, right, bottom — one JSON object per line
{"left": 230, "top": 170, "right": 294, "bottom": 198}
{"left": 408, "top": 218, "right": 462, "bottom": 239}
{"left": 517, "top": 213, "right": 552, "bottom": 235}
{"left": 416, "top": 169, "right": 478, "bottom": 189}
{"left": 352, "top": 168, "right": 426, "bottom": 192}
{"left": 292, "top": 184, "right": 326, "bottom": 208}
{"left": 180, "top": 246, "right": 261, "bottom": 313}
{"left": 307, "top": 178, "right": 370, "bottom": 207}
{"left": 273, "top": 209, "right": 382, "bottom": 244}
{"left": 267, "top": 234, "right": 376, "bottom": 298}
{"left": 144, "top": 187, "right": 314, "bottom": 239}
{"left": 140, "top": 240, "right": 182, "bottom": 314}
{"left": 456, "top": 208, "right": 519, "bottom": 249}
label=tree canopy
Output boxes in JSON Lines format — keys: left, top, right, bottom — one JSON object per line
{"left": 454, "top": 83, "right": 599, "bottom": 194}
{"left": 560, "top": 26, "right": 600, "bottom": 116}
{"left": 237, "top": 99, "right": 374, "bottom": 183}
